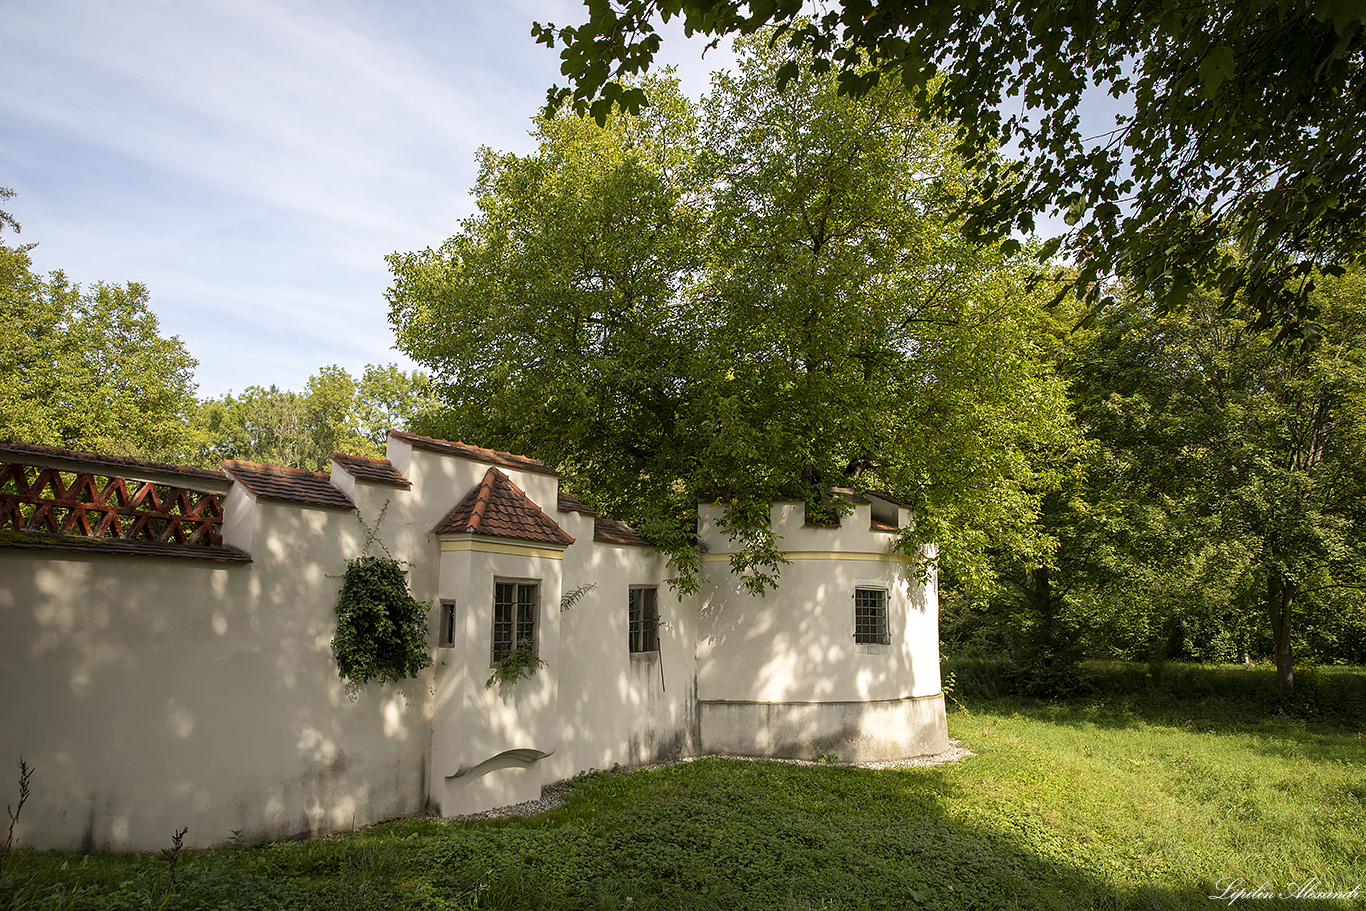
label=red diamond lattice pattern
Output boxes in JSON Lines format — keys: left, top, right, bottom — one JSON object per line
{"left": 0, "top": 463, "right": 224, "bottom": 547}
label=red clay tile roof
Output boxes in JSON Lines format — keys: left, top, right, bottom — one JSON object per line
{"left": 0, "top": 532, "right": 251, "bottom": 562}
{"left": 388, "top": 431, "right": 556, "bottom": 476}
{"left": 557, "top": 491, "right": 597, "bottom": 516}
{"left": 0, "top": 440, "right": 229, "bottom": 486}
{"left": 557, "top": 491, "right": 651, "bottom": 546}
{"left": 331, "top": 452, "right": 411, "bottom": 487}
{"left": 593, "top": 516, "right": 652, "bottom": 547}
{"left": 870, "top": 520, "right": 899, "bottom": 533}
{"left": 435, "top": 467, "right": 574, "bottom": 545}
{"left": 223, "top": 461, "right": 355, "bottom": 510}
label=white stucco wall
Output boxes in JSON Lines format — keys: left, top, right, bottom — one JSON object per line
{"left": 0, "top": 492, "right": 429, "bottom": 852}
{"left": 429, "top": 541, "right": 564, "bottom": 815}
{"left": 550, "top": 534, "right": 699, "bottom": 781}
{"left": 0, "top": 436, "right": 949, "bottom": 849}
{"left": 693, "top": 501, "right": 947, "bottom": 761}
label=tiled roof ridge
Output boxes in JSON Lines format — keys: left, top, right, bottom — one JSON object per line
{"left": 0, "top": 440, "right": 228, "bottom": 483}
{"left": 593, "top": 515, "right": 653, "bottom": 547}
{"left": 462, "top": 468, "right": 498, "bottom": 534}
{"left": 331, "top": 451, "right": 388, "bottom": 465}
{"left": 556, "top": 490, "right": 651, "bottom": 546}
{"left": 330, "top": 452, "right": 411, "bottom": 487}
{"left": 557, "top": 490, "right": 598, "bottom": 516}
{"left": 388, "top": 430, "right": 557, "bottom": 476}
{"left": 223, "top": 459, "right": 327, "bottom": 477}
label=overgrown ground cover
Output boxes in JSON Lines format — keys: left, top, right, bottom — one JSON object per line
{"left": 3, "top": 663, "right": 1363, "bottom": 910}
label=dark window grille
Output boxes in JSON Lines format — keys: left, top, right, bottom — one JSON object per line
{"left": 438, "top": 600, "right": 455, "bottom": 648}
{"left": 628, "top": 587, "right": 659, "bottom": 653}
{"left": 854, "top": 588, "right": 890, "bottom": 644}
{"left": 493, "top": 582, "right": 538, "bottom": 661}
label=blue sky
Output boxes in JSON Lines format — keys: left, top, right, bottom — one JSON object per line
{"left": 4, "top": 2, "right": 1120, "bottom": 402}
{"left": 1, "top": 0, "right": 730, "bottom": 398}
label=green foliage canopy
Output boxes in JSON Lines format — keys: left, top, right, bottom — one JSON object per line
{"left": 389, "top": 41, "right": 1076, "bottom": 592}
{"left": 534, "top": 1, "right": 1366, "bottom": 337}
{"left": 1075, "top": 273, "right": 1366, "bottom": 688}
{"left": 197, "top": 364, "right": 434, "bottom": 471}
{"left": 951, "top": 271, "right": 1366, "bottom": 687}
{"left": 0, "top": 223, "right": 204, "bottom": 462}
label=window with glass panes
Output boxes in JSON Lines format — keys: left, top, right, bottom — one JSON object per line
{"left": 854, "top": 587, "right": 890, "bottom": 644}
{"left": 628, "top": 586, "right": 658, "bottom": 653}
{"left": 492, "top": 581, "right": 538, "bottom": 662}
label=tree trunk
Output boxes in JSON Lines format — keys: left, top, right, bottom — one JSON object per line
{"left": 1269, "top": 572, "right": 1295, "bottom": 694}
{"left": 1033, "top": 565, "right": 1054, "bottom": 658}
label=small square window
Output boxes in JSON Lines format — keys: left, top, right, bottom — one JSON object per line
{"left": 854, "top": 587, "right": 890, "bottom": 645}
{"left": 438, "top": 600, "right": 456, "bottom": 648}
{"left": 628, "top": 586, "right": 659, "bottom": 653}
{"left": 493, "top": 581, "right": 538, "bottom": 663}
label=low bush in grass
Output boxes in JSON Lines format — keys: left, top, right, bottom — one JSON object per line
{"left": 946, "top": 657, "right": 1366, "bottom": 727}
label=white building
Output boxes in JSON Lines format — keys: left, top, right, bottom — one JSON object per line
{"left": 0, "top": 431, "right": 946, "bottom": 851}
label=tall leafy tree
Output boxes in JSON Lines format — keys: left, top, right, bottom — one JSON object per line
{"left": 389, "top": 74, "right": 711, "bottom": 562}
{"left": 197, "top": 384, "right": 313, "bottom": 469}
{"left": 198, "top": 365, "right": 433, "bottom": 471}
{"left": 535, "top": 1, "right": 1366, "bottom": 335}
{"left": 1054, "top": 274, "right": 1366, "bottom": 690}
{"left": 389, "top": 42, "right": 1075, "bottom": 592}
{"left": 0, "top": 224, "right": 204, "bottom": 462}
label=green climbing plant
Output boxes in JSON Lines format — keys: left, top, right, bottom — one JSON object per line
{"left": 331, "top": 504, "right": 432, "bottom": 686}
{"left": 485, "top": 641, "right": 546, "bottom": 689}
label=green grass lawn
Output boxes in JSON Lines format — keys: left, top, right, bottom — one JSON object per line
{"left": 4, "top": 663, "right": 1363, "bottom": 910}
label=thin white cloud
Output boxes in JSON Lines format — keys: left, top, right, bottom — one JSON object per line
{"left": 0, "top": 0, "right": 732, "bottom": 398}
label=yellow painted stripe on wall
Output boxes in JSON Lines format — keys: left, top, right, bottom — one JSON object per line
{"left": 439, "top": 539, "right": 565, "bottom": 560}
{"left": 701, "top": 551, "right": 916, "bottom": 564}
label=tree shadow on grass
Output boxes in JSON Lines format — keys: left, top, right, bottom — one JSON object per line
{"left": 0, "top": 756, "right": 1319, "bottom": 910}
{"left": 387, "top": 758, "right": 1222, "bottom": 911}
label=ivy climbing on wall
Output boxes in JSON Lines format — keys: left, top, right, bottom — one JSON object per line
{"left": 331, "top": 504, "right": 432, "bottom": 686}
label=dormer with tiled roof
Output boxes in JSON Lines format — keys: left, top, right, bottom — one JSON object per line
{"left": 435, "top": 467, "right": 573, "bottom": 546}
